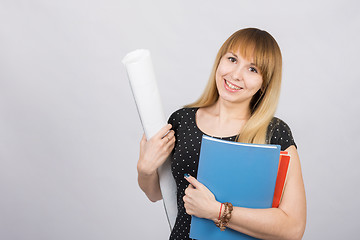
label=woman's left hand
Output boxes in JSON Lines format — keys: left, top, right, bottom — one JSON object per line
{"left": 183, "top": 174, "right": 220, "bottom": 220}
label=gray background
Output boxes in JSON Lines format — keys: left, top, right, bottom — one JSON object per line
{"left": 1, "top": 0, "right": 359, "bottom": 239}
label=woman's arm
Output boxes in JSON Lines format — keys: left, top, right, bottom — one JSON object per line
{"left": 137, "top": 124, "right": 176, "bottom": 202}
{"left": 184, "top": 145, "right": 306, "bottom": 240}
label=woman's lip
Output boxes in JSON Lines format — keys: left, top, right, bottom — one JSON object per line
{"left": 224, "top": 79, "right": 242, "bottom": 92}
{"left": 225, "top": 79, "right": 241, "bottom": 88}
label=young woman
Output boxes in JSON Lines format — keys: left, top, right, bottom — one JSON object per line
{"left": 137, "top": 28, "right": 306, "bottom": 240}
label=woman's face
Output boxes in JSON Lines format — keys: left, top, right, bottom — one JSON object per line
{"left": 215, "top": 51, "right": 263, "bottom": 106}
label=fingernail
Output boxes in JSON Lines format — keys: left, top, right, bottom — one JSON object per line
{"left": 184, "top": 173, "right": 190, "bottom": 178}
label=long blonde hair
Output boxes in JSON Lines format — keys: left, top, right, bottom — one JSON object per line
{"left": 185, "top": 28, "right": 282, "bottom": 144}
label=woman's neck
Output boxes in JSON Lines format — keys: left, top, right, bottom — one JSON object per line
{"left": 211, "top": 99, "right": 251, "bottom": 122}
{"left": 196, "top": 99, "right": 251, "bottom": 137}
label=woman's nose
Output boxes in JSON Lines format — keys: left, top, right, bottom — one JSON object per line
{"left": 231, "top": 66, "right": 243, "bottom": 81}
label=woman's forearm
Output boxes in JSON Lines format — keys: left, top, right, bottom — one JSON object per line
{"left": 136, "top": 126, "right": 175, "bottom": 202}
{"left": 225, "top": 207, "right": 305, "bottom": 240}
{"left": 137, "top": 167, "right": 162, "bottom": 202}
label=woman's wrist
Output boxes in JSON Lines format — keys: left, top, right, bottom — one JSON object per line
{"left": 208, "top": 201, "right": 222, "bottom": 222}
{"left": 137, "top": 159, "right": 157, "bottom": 176}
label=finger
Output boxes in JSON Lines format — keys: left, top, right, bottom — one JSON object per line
{"left": 154, "top": 124, "right": 172, "bottom": 140}
{"left": 165, "top": 134, "right": 176, "bottom": 149}
{"left": 185, "top": 205, "right": 192, "bottom": 215}
{"left": 163, "top": 130, "right": 175, "bottom": 144}
{"left": 166, "top": 130, "right": 175, "bottom": 139}
{"left": 183, "top": 194, "right": 188, "bottom": 203}
{"left": 163, "top": 140, "right": 175, "bottom": 158}
{"left": 184, "top": 174, "right": 203, "bottom": 189}
{"left": 140, "top": 134, "right": 147, "bottom": 147}
{"left": 184, "top": 184, "right": 194, "bottom": 196}
{"left": 185, "top": 207, "right": 191, "bottom": 215}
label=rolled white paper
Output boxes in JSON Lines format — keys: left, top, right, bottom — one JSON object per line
{"left": 122, "top": 49, "right": 166, "bottom": 138}
{"left": 122, "top": 49, "right": 177, "bottom": 230}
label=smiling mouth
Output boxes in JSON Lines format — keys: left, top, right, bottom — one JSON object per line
{"left": 224, "top": 79, "right": 242, "bottom": 91}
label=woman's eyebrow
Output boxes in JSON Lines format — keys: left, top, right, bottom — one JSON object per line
{"left": 230, "top": 52, "right": 238, "bottom": 58}
{"left": 231, "top": 52, "right": 256, "bottom": 66}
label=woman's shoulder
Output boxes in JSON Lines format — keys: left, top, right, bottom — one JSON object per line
{"left": 169, "top": 107, "right": 198, "bottom": 117}
{"left": 268, "top": 117, "right": 291, "bottom": 130}
{"left": 267, "top": 117, "right": 297, "bottom": 151}
{"left": 167, "top": 107, "right": 199, "bottom": 126}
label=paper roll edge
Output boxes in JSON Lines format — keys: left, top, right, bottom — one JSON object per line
{"left": 122, "top": 49, "right": 151, "bottom": 65}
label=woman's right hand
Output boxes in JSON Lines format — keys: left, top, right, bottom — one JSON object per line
{"left": 137, "top": 124, "right": 176, "bottom": 176}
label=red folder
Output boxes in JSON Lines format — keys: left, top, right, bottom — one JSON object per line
{"left": 272, "top": 151, "right": 291, "bottom": 208}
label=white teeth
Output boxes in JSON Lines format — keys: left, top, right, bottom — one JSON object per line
{"left": 226, "top": 80, "right": 241, "bottom": 90}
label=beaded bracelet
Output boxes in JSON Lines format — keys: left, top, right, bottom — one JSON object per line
{"left": 218, "top": 203, "right": 223, "bottom": 221}
{"left": 215, "top": 202, "right": 233, "bottom": 231}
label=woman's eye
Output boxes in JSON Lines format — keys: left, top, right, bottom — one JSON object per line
{"left": 228, "top": 57, "right": 237, "bottom": 63}
{"left": 249, "top": 67, "right": 258, "bottom": 73}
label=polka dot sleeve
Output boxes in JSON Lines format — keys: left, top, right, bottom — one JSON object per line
{"left": 167, "top": 109, "right": 181, "bottom": 131}
{"left": 267, "top": 117, "right": 297, "bottom": 151}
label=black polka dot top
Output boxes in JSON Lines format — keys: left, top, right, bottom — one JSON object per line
{"left": 167, "top": 107, "right": 296, "bottom": 240}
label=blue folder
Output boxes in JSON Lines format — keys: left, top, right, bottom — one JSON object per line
{"left": 189, "top": 135, "right": 280, "bottom": 240}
